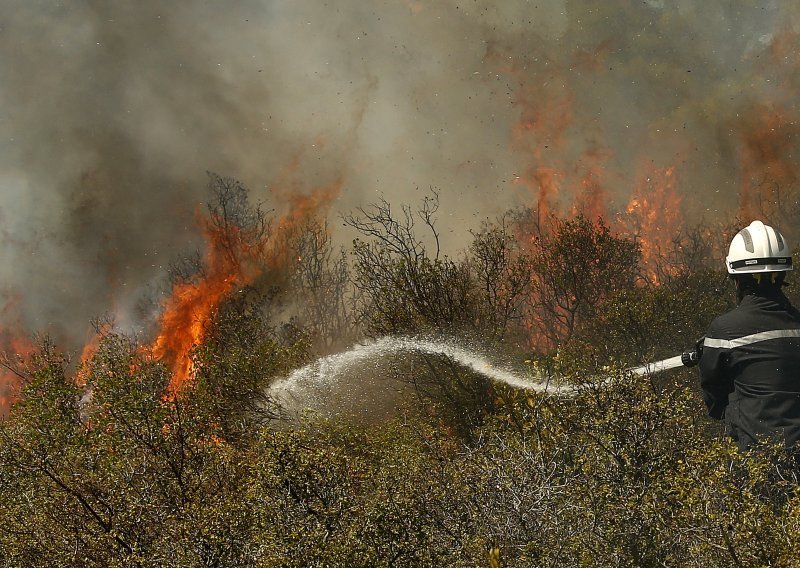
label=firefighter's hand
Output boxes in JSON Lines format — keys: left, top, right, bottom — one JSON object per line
{"left": 681, "top": 337, "right": 704, "bottom": 367}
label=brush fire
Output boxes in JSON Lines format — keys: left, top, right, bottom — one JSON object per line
{"left": 5, "top": 4, "right": 800, "bottom": 565}
{"left": 0, "top": 3, "right": 798, "bottom": 407}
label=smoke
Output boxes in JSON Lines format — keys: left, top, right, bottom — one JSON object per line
{"left": 1, "top": 0, "right": 799, "bottom": 347}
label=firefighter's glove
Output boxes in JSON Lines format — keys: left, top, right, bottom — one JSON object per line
{"left": 681, "top": 337, "right": 704, "bottom": 368}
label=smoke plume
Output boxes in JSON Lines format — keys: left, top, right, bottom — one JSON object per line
{"left": 1, "top": 0, "right": 799, "bottom": 350}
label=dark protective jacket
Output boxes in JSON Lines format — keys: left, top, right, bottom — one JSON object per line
{"left": 700, "top": 291, "right": 800, "bottom": 451}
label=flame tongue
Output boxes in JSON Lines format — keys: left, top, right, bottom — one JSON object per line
{"left": 738, "top": 106, "right": 799, "bottom": 223}
{"left": 151, "top": 177, "right": 343, "bottom": 394}
{"left": 0, "top": 294, "right": 35, "bottom": 413}
{"left": 624, "top": 165, "right": 682, "bottom": 280}
{"left": 151, "top": 214, "right": 254, "bottom": 394}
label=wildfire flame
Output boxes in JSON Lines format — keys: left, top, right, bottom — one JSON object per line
{"left": 623, "top": 165, "right": 682, "bottom": 281}
{"left": 150, "top": 177, "right": 343, "bottom": 394}
{"left": 737, "top": 105, "right": 799, "bottom": 225}
{"left": 502, "top": 41, "right": 689, "bottom": 285}
{"left": 75, "top": 328, "right": 104, "bottom": 388}
{"left": 0, "top": 293, "right": 35, "bottom": 414}
{"left": 150, "top": 213, "right": 249, "bottom": 394}
{"left": 572, "top": 146, "right": 612, "bottom": 221}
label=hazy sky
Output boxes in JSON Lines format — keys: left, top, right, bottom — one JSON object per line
{"left": 1, "top": 0, "right": 799, "bottom": 345}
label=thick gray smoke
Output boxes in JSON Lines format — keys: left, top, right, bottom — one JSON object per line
{"left": 1, "top": 0, "right": 798, "bottom": 346}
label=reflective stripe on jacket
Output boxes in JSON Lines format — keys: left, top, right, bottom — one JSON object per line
{"left": 699, "top": 292, "right": 800, "bottom": 450}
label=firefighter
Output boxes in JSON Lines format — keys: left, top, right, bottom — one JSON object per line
{"left": 697, "top": 220, "right": 800, "bottom": 451}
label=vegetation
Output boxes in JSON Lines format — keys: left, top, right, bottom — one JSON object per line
{"left": 2, "top": 179, "right": 800, "bottom": 567}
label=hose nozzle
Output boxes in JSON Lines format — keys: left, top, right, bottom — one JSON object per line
{"left": 681, "top": 337, "right": 705, "bottom": 367}
{"left": 681, "top": 350, "right": 700, "bottom": 367}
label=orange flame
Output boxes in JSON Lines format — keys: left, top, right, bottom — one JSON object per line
{"left": 501, "top": 43, "right": 686, "bottom": 286}
{"left": 151, "top": 177, "right": 343, "bottom": 394}
{"left": 505, "top": 51, "right": 614, "bottom": 222}
{"left": 572, "top": 146, "right": 612, "bottom": 220}
{"left": 623, "top": 165, "right": 682, "bottom": 281}
{"left": 737, "top": 105, "right": 799, "bottom": 224}
{"left": 151, "top": 215, "right": 256, "bottom": 394}
{"left": 0, "top": 293, "right": 35, "bottom": 414}
{"left": 74, "top": 324, "right": 112, "bottom": 387}
{"left": 404, "top": 0, "right": 423, "bottom": 15}
{"left": 269, "top": 176, "right": 344, "bottom": 268}
{"left": 510, "top": 81, "right": 574, "bottom": 217}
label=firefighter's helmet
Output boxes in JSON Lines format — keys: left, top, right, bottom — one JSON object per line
{"left": 726, "top": 220, "right": 793, "bottom": 274}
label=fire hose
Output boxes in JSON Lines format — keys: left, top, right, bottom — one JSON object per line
{"left": 628, "top": 337, "right": 704, "bottom": 376}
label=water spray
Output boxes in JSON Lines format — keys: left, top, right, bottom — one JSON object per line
{"left": 268, "top": 336, "right": 705, "bottom": 415}
{"left": 268, "top": 336, "right": 575, "bottom": 416}
{"left": 269, "top": 336, "right": 568, "bottom": 403}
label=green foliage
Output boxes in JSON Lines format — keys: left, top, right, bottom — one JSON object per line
{"left": 580, "top": 268, "right": 734, "bottom": 366}
{"left": 0, "top": 333, "right": 265, "bottom": 566}
{"left": 247, "top": 420, "right": 479, "bottom": 567}
{"left": 4, "top": 193, "right": 800, "bottom": 566}
{"left": 8, "top": 337, "right": 800, "bottom": 567}
{"left": 191, "top": 289, "right": 310, "bottom": 441}
{"left": 469, "top": 219, "right": 535, "bottom": 347}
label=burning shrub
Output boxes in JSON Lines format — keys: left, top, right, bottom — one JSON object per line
{"left": 521, "top": 214, "right": 641, "bottom": 349}
{"left": 5, "top": 177, "right": 800, "bottom": 567}
{"left": 0, "top": 329, "right": 300, "bottom": 566}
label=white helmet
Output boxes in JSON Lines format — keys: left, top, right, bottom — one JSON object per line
{"left": 726, "top": 220, "right": 793, "bottom": 274}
